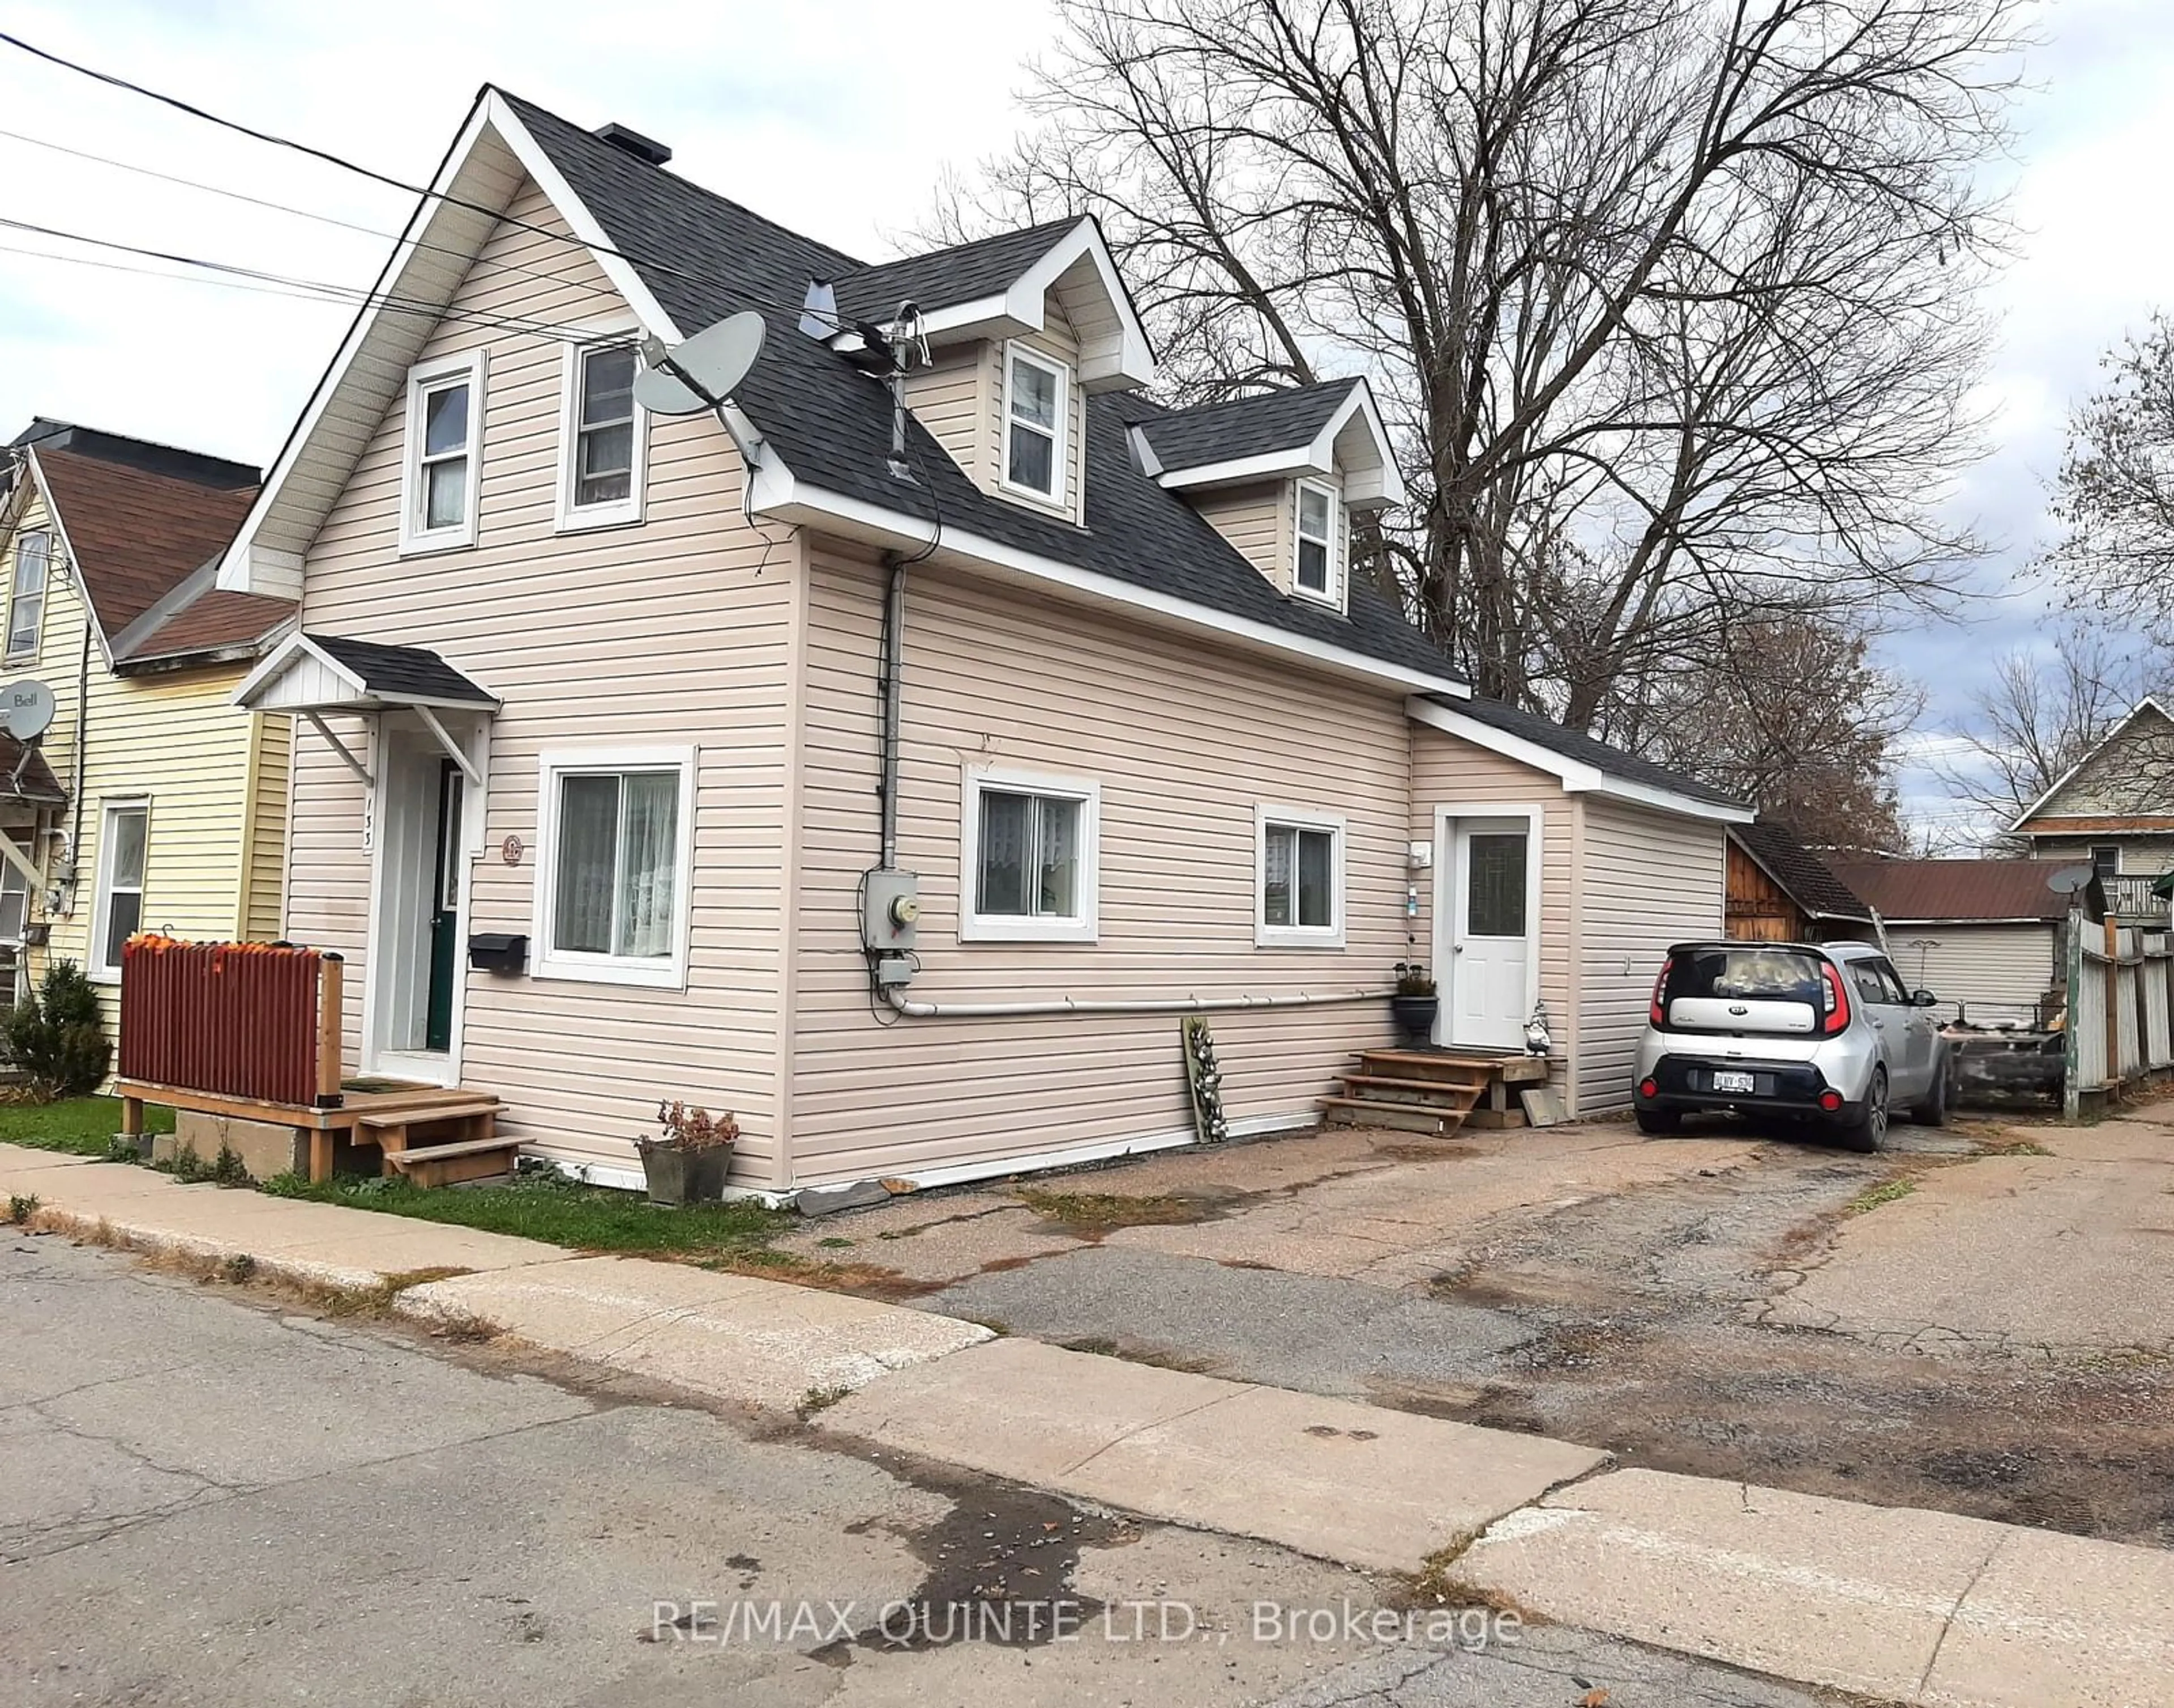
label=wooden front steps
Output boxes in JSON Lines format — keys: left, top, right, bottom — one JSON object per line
{"left": 1320, "top": 1048, "right": 1551, "bottom": 1136}
{"left": 357, "top": 1099, "right": 513, "bottom": 1187}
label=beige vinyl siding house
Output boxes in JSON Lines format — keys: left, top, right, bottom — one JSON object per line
{"left": 217, "top": 91, "right": 1747, "bottom": 1195}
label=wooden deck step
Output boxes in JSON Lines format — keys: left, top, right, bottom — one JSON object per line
{"left": 384, "top": 1134, "right": 520, "bottom": 1188}
{"left": 1358, "top": 1049, "right": 1549, "bottom": 1085}
{"left": 1317, "top": 1094, "right": 1470, "bottom": 1136}
{"left": 1339, "top": 1072, "right": 1486, "bottom": 1099}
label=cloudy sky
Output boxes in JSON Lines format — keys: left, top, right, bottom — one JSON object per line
{"left": 0, "top": 0, "right": 2164, "bottom": 845}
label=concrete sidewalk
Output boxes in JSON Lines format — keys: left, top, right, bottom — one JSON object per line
{"left": 11, "top": 1140, "right": 2173, "bottom": 1708}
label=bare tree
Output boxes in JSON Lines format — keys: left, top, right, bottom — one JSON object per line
{"left": 938, "top": 0, "right": 2021, "bottom": 721}
{"left": 2049, "top": 312, "right": 2174, "bottom": 643}
{"left": 1935, "top": 626, "right": 2151, "bottom": 845}
{"left": 1599, "top": 609, "right": 1920, "bottom": 850}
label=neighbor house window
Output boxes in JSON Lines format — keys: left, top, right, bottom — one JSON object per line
{"left": 400, "top": 350, "right": 486, "bottom": 552}
{"left": 1002, "top": 345, "right": 1067, "bottom": 503}
{"left": 532, "top": 747, "right": 696, "bottom": 988}
{"left": 557, "top": 333, "right": 645, "bottom": 530}
{"left": 962, "top": 767, "right": 1099, "bottom": 942}
{"left": 1294, "top": 481, "right": 1341, "bottom": 605}
{"left": 7, "top": 529, "right": 49, "bottom": 661}
{"left": 0, "top": 834, "right": 31, "bottom": 943}
{"left": 91, "top": 801, "right": 149, "bottom": 982}
{"left": 2090, "top": 845, "right": 2119, "bottom": 877}
{"left": 1256, "top": 807, "right": 1345, "bottom": 947}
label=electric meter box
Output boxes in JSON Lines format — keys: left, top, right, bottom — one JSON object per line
{"left": 862, "top": 868, "right": 922, "bottom": 953}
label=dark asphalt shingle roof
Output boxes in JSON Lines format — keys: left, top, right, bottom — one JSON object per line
{"left": 831, "top": 221, "right": 1082, "bottom": 323}
{"left": 1433, "top": 695, "right": 1749, "bottom": 810}
{"left": 1136, "top": 381, "right": 1362, "bottom": 474}
{"left": 307, "top": 633, "right": 497, "bottom": 705}
{"left": 1730, "top": 821, "right": 1873, "bottom": 922}
{"left": 501, "top": 95, "right": 1463, "bottom": 688}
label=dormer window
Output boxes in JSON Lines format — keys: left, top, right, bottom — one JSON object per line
{"left": 1003, "top": 345, "right": 1068, "bottom": 503}
{"left": 1295, "top": 480, "right": 1341, "bottom": 605}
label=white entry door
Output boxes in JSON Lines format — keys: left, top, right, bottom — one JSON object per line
{"left": 1446, "top": 816, "right": 1534, "bottom": 1050}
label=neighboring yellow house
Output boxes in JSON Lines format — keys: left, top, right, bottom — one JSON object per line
{"left": 0, "top": 420, "right": 296, "bottom": 1033}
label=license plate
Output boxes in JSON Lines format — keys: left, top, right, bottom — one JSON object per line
{"left": 1712, "top": 1070, "right": 1757, "bottom": 1094}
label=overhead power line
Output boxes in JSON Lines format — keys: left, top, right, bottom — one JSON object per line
{"left": 0, "top": 29, "right": 859, "bottom": 336}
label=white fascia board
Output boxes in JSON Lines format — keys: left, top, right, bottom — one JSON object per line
{"left": 219, "top": 91, "right": 682, "bottom": 596}
{"left": 24, "top": 452, "right": 117, "bottom": 671}
{"left": 1153, "top": 381, "right": 1408, "bottom": 506}
{"left": 2009, "top": 695, "right": 2174, "bottom": 831}
{"left": 748, "top": 464, "right": 1471, "bottom": 701}
{"left": 232, "top": 632, "right": 369, "bottom": 709}
{"left": 1157, "top": 445, "right": 1329, "bottom": 490}
{"left": 1407, "top": 698, "right": 1752, "bottom": 823}
{"left": 1316, "top": 380, "right": 1407, "bottom": 508}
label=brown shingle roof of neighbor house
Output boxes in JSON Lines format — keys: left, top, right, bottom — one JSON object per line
{"left": 120, "top": 590, "right": 296, "bottom": 669}
{"left": 1731, "top": 821, "right": 1873, "bottom": 922}
{"left": 32, "top": 440, "right": 264, "bottom": 634}
{"left": 1824, "top": 858, "right": 2077, "bottom": 923}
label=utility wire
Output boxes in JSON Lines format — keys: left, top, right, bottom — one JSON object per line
{"left": 0, "top": 29, "right": 861, "bottom": 337}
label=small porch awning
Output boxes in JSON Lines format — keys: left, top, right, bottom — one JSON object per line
{"left": 234, "top": 632, "right": 499, "bottom": 787}
{"left": 0, "top": 733, "right": 67, "bottom": 808}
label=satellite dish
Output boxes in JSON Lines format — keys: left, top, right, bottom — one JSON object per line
{"left": 633, "top": 312, "right": 765, "bottom": 417}
{"left": 2047, "top": 864, "right": 2098, "bottom": 895}
{"left": 0, "top": 679, "right": 53, "bottom": 741}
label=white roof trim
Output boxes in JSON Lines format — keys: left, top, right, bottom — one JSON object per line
{"left": 219, "top": 91, "right": 683, "bottom": 597}
{"left": 746, "top": 460, "right": 1470, "bottom": 701}
{"left": 2009, "top": 695, "right": 2174, "bottom": 831}
{"left": 1407, "top": 698, "right": 1753, "bottom": 823}
{"left": 22, "top": 450, "right": 117, "bottom": 671}
{"left": 1152, "top": 381, "right": 1407, "bottom": 509}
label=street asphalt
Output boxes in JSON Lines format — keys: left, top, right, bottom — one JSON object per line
{"left": 1, "top": 1232, "right": 1832, "bottom": 1708}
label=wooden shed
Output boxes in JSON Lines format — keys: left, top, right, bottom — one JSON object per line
{"left": 1725, "top": 821, "right": 1875, "bottom": 942}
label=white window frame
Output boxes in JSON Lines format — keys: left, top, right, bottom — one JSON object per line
{"left": 554, "top": 321, "right": 648, "bottom": 532}
{"left": 89, "top": 797, "right": 152, "bottom": 985}
{"left": 1000, "top": 343, "right": 1070, "bottom": 507}
{"left": 529, "top": 745, "right": 697, "bottom": 989}
{"left": 397, "top": 349, "right": 487, "bottom": 555}
{"left": 960, "top": 765, "right": 1101, "bottom": 943}
{"left": 1255, "top": 804, "right": 1346, "bottom": 948}
{"left": 1293, "top": 479, "right": 1344, "bottom": 610}
{"left": 6, "top": 528, "right": 51, "bottom": 663}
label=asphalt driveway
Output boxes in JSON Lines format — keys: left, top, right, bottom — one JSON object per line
{"left": 777, "top": 1110, "right": 2174, "bottom": 1547}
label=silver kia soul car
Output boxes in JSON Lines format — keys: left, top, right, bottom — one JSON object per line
{"left": 1633, "top": 940, "right": 1952, "bottom": 1151}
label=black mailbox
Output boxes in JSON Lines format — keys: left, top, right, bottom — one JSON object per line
{"left": 468, "top": 933, "right": 529, "bottom": 975}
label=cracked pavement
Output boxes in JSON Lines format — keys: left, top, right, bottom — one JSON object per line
{"left": 3, "top": 1234, "right": 1831, "bottom": 1707}
{"left": 780, "top": 1110, "right": 2174, "bottom": 1546}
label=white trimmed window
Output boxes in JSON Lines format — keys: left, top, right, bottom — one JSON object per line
{"left": 1294, "top": 480, "right": 1342, "bottom": 606}
{"left": 7, "top": 529, "right": 49, "bottom": 661}
{"left": 1002, "top": 345, "right": 1068, "bottom": 504}
{"left": 961, "top": 766, "right": 1099, "bottom": 942}
{"left": 531, "top": 747, "right": 696, "bottom": 988}
{"left": 557, "top": 334, "right": 646, "bottom": 530}
{"left": 399, "top": 350, "right": 486, "bottom": 553}
{"left": 91, "top": 799, "right": 150, "bottom": 982}
{"left": 1256, "top": 806, "right": 1345, "bottom": 948}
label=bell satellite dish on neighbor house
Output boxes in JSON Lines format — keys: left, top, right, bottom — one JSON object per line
{"left": 0, "top": 679, "right": 54, "bottom": 741}
{"left": 2047, "top": 864, "right": 2098, "bottom": 896}
{"left": 634, "top": 311, "right": 765, "bottom": 417}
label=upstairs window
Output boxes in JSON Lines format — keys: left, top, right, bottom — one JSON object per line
{"left": 1003, "top": 346, "right": 1067, "bottom": 504}
{"left": 558, "top": 336, "right": 646, "bottom": 530}
{"left": 962, "top": 766, "right": 1099, "bottom": 942}
{"left": 2090, "top": 845, "right": 2119, "bottom": 877}
{"left": 400, "top": 350, "right": 486, "bottom": 553}
{"left": 7, "top": 529, "right": 49, "bottom": 661}
{"left": 1294, "top": 481, "right": 1341, "bottom": 605}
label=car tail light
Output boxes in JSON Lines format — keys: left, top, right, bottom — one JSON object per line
{"left": 1649, "top": 958, "right": 1672, "bottom": 1028}
{"left": 1820, "top": 962, "right": 1851, "bottom": 1036}
{"left": 1818, "top": 1089, "right": 1844, "bottom": 1112}
{"left": 1638, "top": 1077, "right": 1659, "bottom": 1099}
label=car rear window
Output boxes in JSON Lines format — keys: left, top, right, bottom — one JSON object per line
{"left": 1665, "top": 947, "right": 1826, "bottom": 1005}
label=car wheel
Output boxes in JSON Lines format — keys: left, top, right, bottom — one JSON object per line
{"left": 1636, "top": 1108, "right": 1683, "bottom": 1135}
{"left": 1839, "top": 1068, "right": 1888, "bottom": 1154}
{"left": 1910, "top": 1052, "right": 1951, "bottom": 1128}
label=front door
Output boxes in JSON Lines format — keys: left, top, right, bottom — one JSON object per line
{"left": 1447, "top": 817, "right": 1533, "bottom": 1051}
{"left": 425, "top": 761, "right": 461, "bottom": 1053}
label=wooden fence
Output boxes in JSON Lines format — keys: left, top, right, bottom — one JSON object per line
{"left": 118, "top": 937, "right": 344, "bottom": 1109}
{"left": 2067, "top": 918, "right": 2174, "bottom": 1118}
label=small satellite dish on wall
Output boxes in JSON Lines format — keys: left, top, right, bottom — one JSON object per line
{"left": 2047, "top": 864, "right": 2098, "bottom": 896}
{"left": 634, "top": 311, "right": 765, "bottom": 417}
{"left": 0, "top": 679, "right": 54, "bottom": 741}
